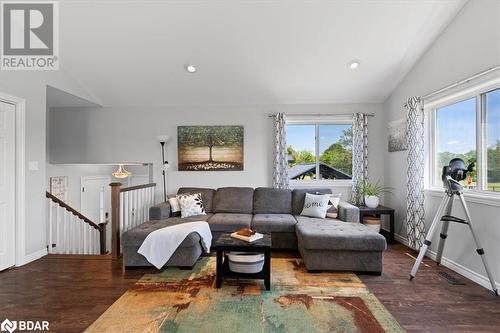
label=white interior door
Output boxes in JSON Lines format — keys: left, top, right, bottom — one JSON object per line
{"left": 0, "top": 101, "right": 16, "bottom": 271}
{"left": 81, "top": 176, "right": 110, "bottom": 224}
{"left": 81, "top": 176, "right": 111, "bottom": 251}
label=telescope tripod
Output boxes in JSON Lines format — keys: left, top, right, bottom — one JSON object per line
{"left": 409, "top": 187, "right": 498, "bottom": 296}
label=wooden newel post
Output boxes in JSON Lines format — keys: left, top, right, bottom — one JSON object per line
{"left": 110, "top": 182, "right": 122, "bottom": 259}
{"left": 98, "top": 212, "right": 109, "bottom": 255}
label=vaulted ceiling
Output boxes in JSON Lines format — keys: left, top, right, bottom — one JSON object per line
{"left": 59, "top": 0, "right": 467, "bottom": 106}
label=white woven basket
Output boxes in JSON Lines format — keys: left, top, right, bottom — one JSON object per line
{"left": 228, "top": 252, "right": 265, "bottom": 274}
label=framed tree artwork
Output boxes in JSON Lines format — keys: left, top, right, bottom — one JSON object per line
{"left": 178, "top": 126, "right": 244, "bottom": 171}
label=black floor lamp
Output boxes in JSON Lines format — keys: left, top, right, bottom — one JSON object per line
{"left": 156, "top": 135, "right": 170, "bottom": 202}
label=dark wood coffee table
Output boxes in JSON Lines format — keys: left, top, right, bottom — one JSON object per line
{"left": 215, "top": 233, "right": 271, "bottom": 290}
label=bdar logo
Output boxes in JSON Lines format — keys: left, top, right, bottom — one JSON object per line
{"left": 0, "top": 319, "right": 17, "bottom": 333}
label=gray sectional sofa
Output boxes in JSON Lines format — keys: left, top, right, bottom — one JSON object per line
{"left": 122, "top": 187, "right": 387, "bottom": 273}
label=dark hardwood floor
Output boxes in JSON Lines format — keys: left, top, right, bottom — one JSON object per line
{"left": 0, "top": 244, "right": 498, "bottom": 333}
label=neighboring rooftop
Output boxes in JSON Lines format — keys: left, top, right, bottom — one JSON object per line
{"left": 288, "top": 163, "right": 352, "bottom": 180}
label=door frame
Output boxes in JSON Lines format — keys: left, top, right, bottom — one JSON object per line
{"left": 0, "top": 92, "right": 26, "bottom": 267}
{"left": 81, "top": 175, "right": 111, "bottom": 223}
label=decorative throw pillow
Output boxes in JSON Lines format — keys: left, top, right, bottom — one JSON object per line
{"left": 177, "top": 193, "right": 206, "bottom": 218}
{"left": 325, "top": 194, "right": 342, "bottom": 219}
{"left": 300, "top": 193, "right": 331, "bottom": 219}
{"left": 168, "top": 196, "right": 181, "bottom": 217}
{"left": 327, "top": 193, "right": 342, "bottom": 212}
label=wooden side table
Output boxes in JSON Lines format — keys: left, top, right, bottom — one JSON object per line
{"left": 357, "top": 205, "right": 395, "bottom": 244}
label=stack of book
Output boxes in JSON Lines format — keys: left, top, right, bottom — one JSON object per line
{"left": 230, "top": 228, "right": 263, "bottom": 243}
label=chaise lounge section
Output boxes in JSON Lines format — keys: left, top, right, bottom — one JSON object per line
{"left": 122, "top": 187, "right": 387, "bottom": 273}
{"left": 296, "top": 217, "right": 386, "bottom": 273}
{"left": 121, "top": 214, "right": 212, "bottom": 268}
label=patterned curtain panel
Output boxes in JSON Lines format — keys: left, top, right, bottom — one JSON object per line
{"left": 272, "top": 113, "right": 290, "bottom": 189}
{"left": 351, "top": 113, "right": 368, "bottom": 204}
{"left": 405, "top": 97, "right": 426, "bottom": 249}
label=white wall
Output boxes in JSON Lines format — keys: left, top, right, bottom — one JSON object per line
{"left": 383, "top": 0, "right": 500, "bottom": 290}
{"left": 0, "top": 69, "right": 100, "bottom": 263}
{"left": 49, "top": 103, "right": 386, "bottom": 203}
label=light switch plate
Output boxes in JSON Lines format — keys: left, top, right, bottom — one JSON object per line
{"left": 28, "top": 161, "right": 39, "bottom": 171}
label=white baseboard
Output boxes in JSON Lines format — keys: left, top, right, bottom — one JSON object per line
{"left": 394, "top": 233, "right": 409, "bottom": 246}
{"left": 19, "top": 248, "right": 48, "bottom": 266}
{"left": 393, "top": 233, "right": 499, "bottom": 292}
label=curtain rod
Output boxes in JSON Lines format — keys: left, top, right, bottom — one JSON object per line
{"left": 404, "top": 65, "right": 500, "bottom": 106}
{"left": 267, "top": 112, "right": 375, "bottom": 118}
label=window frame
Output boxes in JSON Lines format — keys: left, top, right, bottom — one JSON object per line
{"left": 425, "top": 77, "right": 500, "bottom": 197}
{"left": 286, "top": 115, "right": 353, "bottom": 187}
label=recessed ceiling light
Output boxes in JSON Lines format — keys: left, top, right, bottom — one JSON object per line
{"left": 347, "top": 60, "right": 361, "bottom": 70}
{"left": 185, "top": 65, "right": 197, "bottom": 73}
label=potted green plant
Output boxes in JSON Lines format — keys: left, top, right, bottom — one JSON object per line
{"left": 360, "top": 178, "right": 391, "bottom": 208}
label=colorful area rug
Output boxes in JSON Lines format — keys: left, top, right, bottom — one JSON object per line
{"left": 86, "top": 257, "right": 405, "bottom": 333}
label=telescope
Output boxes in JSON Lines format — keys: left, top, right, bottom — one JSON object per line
{"left": 441, "top": 158, "right": 474, "bottom": 192}
{"left": 410, "top": 158, "right": 498, "bottom": 296}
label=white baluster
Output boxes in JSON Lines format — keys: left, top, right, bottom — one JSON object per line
{"left": 77, "top": 218, "right": 81, "bottom": 254}
{"left": 69, "top": 212, "right": 73, "bottom": 254}
{"left": 89, "top": 226, "right": 94, "bottom": 254}
{"left": 152, "top": 186, "right": 155, "bottom": 210}
{"left": 68, "top": 214, "right": 73, "bottom": 254}
{"left": 48, "top": 201, "right": 53, "bottom": 254}
{"left": 141, "top": 189, "right": 145, "bottom": 223}
{"left": 72, "top": 215, "right": 76, "bottom": 254}
{"left": 56, "top": 205, "right": 60, "bottom": 253}
{"left": 60, "top": 208, "right": 68, "bottom": 253}
{"left": 92, "top": 228, "right": 95, "bottom": 254}
{"left": 150, "top": 186, "right": 154, "bottom": 219}
{"left": 68, "top": 212, "right": 75, "bottom": 254}
{"left": 83, "top": 221, "right": 87, "bottom": 255}
{"left": 77, "top": 218, "right": 80, "bottom": 254}
{"left": 133, "top": 190, "right": 137, "bottom": 228}
{"left": 125, "top": 191, "right": 130, "bottom": 231}
{"left": 129, "top": 191, "right": 134, "bottom": 230}
{"left": 144, "top": 188, "right": 148, "bottom": 222}
{"left": 62, "top": 210, "right": 67, "bottom": 254}
{"left": 145, "top": 188, "right": 150, "bottom": 221}
{"left": 130, "top": 191, "right": 134, "bottom": 228}
{"left": 137, "top": 188, "right": 144, "bottom": 225}
{"left": 95, "top": 229, "right": 99, "bottom": 254}
{"left": 87, "top": 224, "right": 91, "bottom": 254}
{"left": 85, "top": 224, "right": 89, "bottom": 254}
{"left": 78, "top": 219, "right": 82, "bottom": 254}
{"left": 134, "top": 190, "right": 139, "bottom": 227}
{"left": 141, "top": 188, "right": 148, "bottom": 223}
{"left": 146, "top": 188, "right": 150, "bottom": 221}
{"left": 80, "top": 221, "right": 88, "bottom": 254}
{"left": 75, "top": 217, "right": 79, "bottom": 254}
{"left": 68, "top": 214, "right": 72, "bottom": 254}
{"left": 89, "top": 224, "right": 93, "bottom": 254}
{"left": 138, "top": 189, "right": 141, "bottom": 225}
{"left": 137, "top": 189, "right": 141, "bottom": 226}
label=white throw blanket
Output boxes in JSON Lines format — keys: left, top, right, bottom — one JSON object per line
{"left": 137, "top": 221, "right": 212, "bottom": 269}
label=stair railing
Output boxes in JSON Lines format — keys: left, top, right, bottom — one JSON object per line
{"left": 46, "top": 192, "right": 107, "bottom": 255}
{"left": 110, "top": 182, "right": 156, "bottom": 259}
